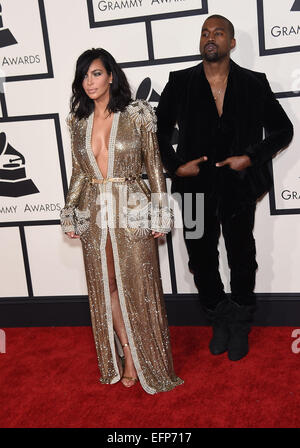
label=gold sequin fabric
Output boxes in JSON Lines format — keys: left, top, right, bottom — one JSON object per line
{"left": 60, "top": 100, "right": 183, "bottom": 394}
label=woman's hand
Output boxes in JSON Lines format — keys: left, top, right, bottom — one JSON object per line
{"left": 65, "top": 231, "right": 80, "bottom": 239}
{"left": 152, "top": 231, "right": 165, "bottom": 238}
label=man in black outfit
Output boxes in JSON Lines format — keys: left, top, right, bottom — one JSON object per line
{"left": 156, "top": 15, "right": 293, "bottom": 361}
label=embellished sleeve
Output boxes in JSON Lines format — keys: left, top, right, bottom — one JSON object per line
{"left": 133, "top": 100, "right": 173, "bottom": 234}
{"left": 60, "top": 115, "right": 87, "bottom": 233}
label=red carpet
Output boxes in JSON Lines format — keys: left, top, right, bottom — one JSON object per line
{"left": 0, "top": 326, "right": 299, "bottom": 428}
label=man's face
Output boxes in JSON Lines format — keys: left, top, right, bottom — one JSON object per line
{"left": 200, "top": 18, "right": 235, "bottom": 62}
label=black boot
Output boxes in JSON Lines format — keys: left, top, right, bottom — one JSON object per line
{"left": 227, "top": 299, "right": 256, "bottom": 361}
{"left": 204, "top": 299, "right": 231, "bottom": 355}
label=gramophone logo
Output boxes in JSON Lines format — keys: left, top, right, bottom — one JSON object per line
{"left": 291, "top": 0, "right": 300, "bottom": 11}
{"left": 0, "top": 3, "right": 17, "bottom": 48}
{"left": 257, "top": 0, "right": 300, "bottom": 55}
{"left": 0, "top": 131, "right": 39, "bottom": 197}
{"left": 0, "top": 0, "right": 53, "bottom": 82}
{"left": 135, "top": 77, "right": 178, "bottom": 147}
{"left": 136, "top": 77, "right": 160, "bottom": 104}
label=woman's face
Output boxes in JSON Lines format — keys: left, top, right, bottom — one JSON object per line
{"left": 82, "top": 58, "right": 112, "bottom": 102}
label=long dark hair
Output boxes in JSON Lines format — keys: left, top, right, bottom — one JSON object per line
{"left": 70, "top": 48, "right": 132, "bottom": 120}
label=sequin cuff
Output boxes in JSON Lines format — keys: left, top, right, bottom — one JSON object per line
{"left": 60, "top": 207, "right": 90, "bottom": 235}
{"left": 60, "top": 206, "right": 75, "bottom": 233}
{"left": 74, "top": 208, "right": 90, "bottom": 235}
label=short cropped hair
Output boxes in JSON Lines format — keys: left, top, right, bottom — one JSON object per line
{"left": 205, "top": 14, "right": 235, "bottom": 39}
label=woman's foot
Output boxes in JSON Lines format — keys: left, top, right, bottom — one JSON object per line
{"left": 121, "top": 343, "right": 138, "bottom": 388}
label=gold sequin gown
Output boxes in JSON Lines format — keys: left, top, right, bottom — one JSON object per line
{"left": 60, "top": 100, "right": 183, "bottom": 394}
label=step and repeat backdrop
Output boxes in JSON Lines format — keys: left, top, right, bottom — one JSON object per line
{"left": 0, "top": 0, "right": 299, "bottom": 301}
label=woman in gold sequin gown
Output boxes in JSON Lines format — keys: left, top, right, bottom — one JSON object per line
{"left": 60, "top": 48, "right": 183, "bottom": 394}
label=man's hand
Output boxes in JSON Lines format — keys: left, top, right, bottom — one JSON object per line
{"left": 175, "top": 156, "right": 208, "bottom": 177}
{"left": 216, "top": 155, "right": 251, "bottom": 171}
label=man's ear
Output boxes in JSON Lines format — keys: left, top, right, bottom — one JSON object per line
{"left": 230, "top": 38, "right": 236, "bottom": 50}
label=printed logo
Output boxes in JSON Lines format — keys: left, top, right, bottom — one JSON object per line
{"left": 291, "top": 0, "right": 300, "bottom": 11}
{"left": 281, "top": 188, "right": 300, "bottom": 201}
{"left": 269, "top": 95, "right": 300, "bottom": 214}
{"left": 136, "top": 77, "right": 160, "bottom": 104}
{"left": 0, "top": 115, "right": 66, "bottom": 224}
{"left": 0, "top": 131, "right": 39, "bottom": 197}
{"left": 135, "top": 76, "right": 178, "bottom": 147}
{"left": 87, "top": 0, "right": 207, "bottom": 65}
{"left": 0, "top": 0, "right": 52, "bottom": 81}
{"left": 270, "top": 166, "right": 300, "bottom": 215}
{"left": 0, "top": 3, "right": 17, "bottom": 48}
{"left": 87, "top": 0, "right": 208, "bottom": 27}
{"left": 257, "top": 0, "right": 300, "bottom": 55}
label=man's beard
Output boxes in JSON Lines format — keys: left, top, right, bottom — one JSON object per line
{"left": 202, "top": 43, "right": 219, "bottom": 62}
{"left": 203, "top": 51, "right": 219, "bottom": 62}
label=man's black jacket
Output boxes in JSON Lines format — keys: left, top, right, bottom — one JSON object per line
{"left": 156, "top": 60, "right": 294, "bottom": 201}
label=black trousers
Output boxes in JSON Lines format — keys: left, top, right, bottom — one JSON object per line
{"left": 182, "top": 193, "right": 258, "bottom": 309}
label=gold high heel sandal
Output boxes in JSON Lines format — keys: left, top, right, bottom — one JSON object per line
{"left": 121, "top": 342, "right": 139, "bottom": 387}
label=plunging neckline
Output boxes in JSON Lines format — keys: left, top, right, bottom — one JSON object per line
{"left": 90, "top": 111, "right": 114, "bottom": 179}
{"left": 86, "top": 111, "right": 120, "bottom": 180}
